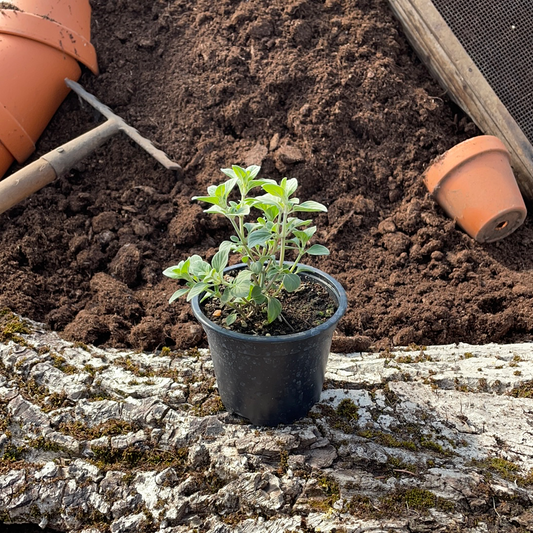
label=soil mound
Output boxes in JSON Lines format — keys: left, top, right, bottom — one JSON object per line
{"left": 1, "top": 0, "right": 533, "bottom": 352}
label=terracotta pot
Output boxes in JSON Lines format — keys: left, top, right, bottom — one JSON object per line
{"left": 423, "top": 135, "right": 527, "bottom": 243}
{"left": 0, "top": 0, "right": 98, "bottom": 179}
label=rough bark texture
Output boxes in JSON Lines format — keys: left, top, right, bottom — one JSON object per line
{"left": 1, "top": 316, "right": 533, "bottom": 532}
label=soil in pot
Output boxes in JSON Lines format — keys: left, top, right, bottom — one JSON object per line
{"left": 202, "top": 279, "right": 336, "bottom": 336}
{"left": 2, "top": 0, "right": 533, "bottom": 352}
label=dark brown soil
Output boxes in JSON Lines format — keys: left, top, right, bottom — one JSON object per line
{"left": 1, "top": 0, "right": 533, "bottom": 352}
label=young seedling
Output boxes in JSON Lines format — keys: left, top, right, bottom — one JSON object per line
{"left": 163, "top": 165, "right": 329, "bottom": 326}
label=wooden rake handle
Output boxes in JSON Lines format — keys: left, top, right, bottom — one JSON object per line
{"left": 0, "top": 79, "right": 180, "bottom": 216}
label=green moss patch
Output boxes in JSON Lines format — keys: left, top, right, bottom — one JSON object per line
{"left": 309, "top": 475, "right": 341, "bottom": 512}
{"left": 58, "top": 419, "right": 140, "bottom": 440}
{"left": 473, "top": 457, "right": 533, "bottom": 487}
{"left": 90, "top": 444, "right": 188, "bottom": 472}
{"left": 314, "top": 398, "right": 360, "bottom": 433}
{"left": 0, "top": 309, "right": 32, "bottom": 344}
{"left": 357, "top": 425, "right": 456, "bottom": 457}
{"left": 51, "top": 354, "right": 79, "bottom": 374}
{"left": 348, "top": 488, "right": 454, "bottom": 519}
{"left": 395, "top": 351, "right": 432, "bottom": 364}
{"left": 509, "top": 381, "right": 533, "bottom": 398}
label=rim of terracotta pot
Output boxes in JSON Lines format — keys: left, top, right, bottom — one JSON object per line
{"left": 0, "top": 8, "right": 98, "bottom": 74}
{"left": 424, "top": 135, "right": 510, "bottom": 194}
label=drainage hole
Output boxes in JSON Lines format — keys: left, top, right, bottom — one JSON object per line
{"left": 495, "top": 220, "right": 508, "bottom": 231}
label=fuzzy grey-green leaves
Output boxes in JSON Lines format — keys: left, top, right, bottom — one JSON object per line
{"left": 211, "top": 248, "right": 229, "bottom": 273}
{"left": 307, "top": 244, "right": 330, "bottom": 256}
{"left": 163, "top": 164, "right": 330, "bottom": 328}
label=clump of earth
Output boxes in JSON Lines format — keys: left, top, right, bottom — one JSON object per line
{"left": 1, "top": 0, "right": 533, "bottom": 353}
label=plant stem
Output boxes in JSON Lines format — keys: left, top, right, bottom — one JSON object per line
{"left": 227, "top": 214, "right": 263, "bottom": 289}
{"left": 278, "top": 207, "right": 288, "bottom": 268}
{"left": 289, "top": 250, "right": 305, "bottom": 272}
{"left": 229, "top": 216, "right": 256, "bottom": 260}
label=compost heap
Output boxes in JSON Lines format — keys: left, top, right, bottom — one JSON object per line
{"left": 2, "top": 0, "right": 533, "bottom": 353}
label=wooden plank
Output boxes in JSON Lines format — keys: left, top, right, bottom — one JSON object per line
{"left": 388, "top": 0, "right": 533, "bottom": 201}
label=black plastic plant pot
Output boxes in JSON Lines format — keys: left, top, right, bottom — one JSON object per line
{"left": 191, "top": 263, "right": 348, "bottom": 426}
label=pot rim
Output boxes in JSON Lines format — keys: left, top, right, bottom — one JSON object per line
{"left": 0, "top": 9, "right": 98, "bottom": 74}
{"left": 423, "top": 135, "right": 510, "bottom": 195}
{"left": 191, "top": 263, "right": 348, "bottom": 343}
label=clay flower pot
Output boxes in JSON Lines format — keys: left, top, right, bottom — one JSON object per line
{"left": 0, "top": 0, "right": 98, "bottom": 179}
{"left": 423, "top": 135, "right": 527, "bottom": 243}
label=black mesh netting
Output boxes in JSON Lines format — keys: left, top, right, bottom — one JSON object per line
{"left": 432, "top": 0, "right": 533, "bottom": 144}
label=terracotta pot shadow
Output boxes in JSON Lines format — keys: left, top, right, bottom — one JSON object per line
{"left": 423, "top": 135, "right": 527, "bottom": 243}
{"left": 0, "top": 0, "right": 98, "bottom": 179}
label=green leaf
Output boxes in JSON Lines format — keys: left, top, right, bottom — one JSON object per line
{"left": 249, "top": 178, "right": 276, "bottom": 189}
{"left": 220, "top": 288, "right": 232, "bottom": 304}
{"left": 306, "top": 244, "right": 330, "bottom": 256}
{"left": 219, "top": 240, "right": 234, "bottom": 253}
{"left": 216, "top": 177, "right": 238, "bottom": 199}
{"left": 162, "top": 262, "right": 186, "bottom": 279}
{"left": 245, "top": 165, "right": 261, "bottom": 179}
{"left": 225, "top": 178, "right": 238, "bottom": 195}
{"left": 227, "top": 203, "right": 250, "bottom": 217}
{"left": 252, "top": 194, "right": 282, "bottom": 208}
{"left": 304, "top": 225, "right": 317, "bottom": 238}
{"left": 191, "top": 195, "right": 220, "bottom": 205}
{"left": 265, "top": 205, "right": 280, "bottom": 220}
{"left": 262, "top": 183, "right": 285, "bottom": 198}
{"left": 293, "top": 230, "right": 311, "bottom": 245}
{"left": 232, "top": 270, "right": 252, "bottom": 298}
{"left": 286, "top": 217, "right": 309, "bottom": 232}
{"left": 294, "top": 200, "right": 328, "bottom": 212}
{"left": 232, "top": 165, "right": 248, "bottom": 180}
{"left": 250, "top": 261, "right": 263, "bottom": 275}
{"left": 211, "top": 248, "right": 229, "bottom": 272}
{"left": 163, "top": 259, "right": 194, "bottom": 281}
{"left": 215, "top": 182, "right": 226, "bottom": 198}
{"left": 169, "top": 287, "right": 189, "bottom": 304}
{"left": 250, "top": 201, "right": 280, "bottom": 220}
{"left": 201, "top": 269, "right": 218, "bottom": 284}
{"left": 220, "top": 167, "right": 238, "bottom": 180}
{"left": 283, "top": 273, "right": 301, "bottom": 292}
{"left": 235, "top": 269, "right": 252, "bottom": 282}
{"left": 226, "top": 313, "right": 237, "bottom": 326}
{"left": 250, "top": 284, "right": 266, "bottom": 304}
{"left": 189, "top": 255, "right": 210, "bottom": 277}
{"left": 244, "top": 222, "right": 258, "bottom": 232}
{"left": 265, "top": 266, "right": 282, "bottom": 281}
{"left": 186, "top": 282, "right": 209, "bottom": 301}
{"left": 232, "top": 282, "right": 251, "bottom": 299}
{"left": 248, "top": 229, "right": 272, "bottom": 248}
{"left": 285, "top": 177, "right": 298, "bottom": 197}
{"left": 204, "top": 205, "right": 226, "bottom": 215}
{"left": 267, "top": 297, "right": 282, "bottom": 323}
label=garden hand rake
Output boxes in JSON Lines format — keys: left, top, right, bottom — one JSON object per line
{"left": 0, "top": 78, "right": 180, "bottom": 215}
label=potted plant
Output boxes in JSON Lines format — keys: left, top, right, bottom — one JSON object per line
{"left": 163, "top": 165, "right": 347, "bottom": 426}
